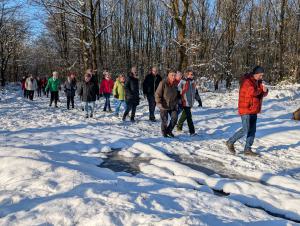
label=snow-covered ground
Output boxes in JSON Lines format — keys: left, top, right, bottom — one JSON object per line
{"left": 0, "top": 84, "right": 299, "bottom": 226}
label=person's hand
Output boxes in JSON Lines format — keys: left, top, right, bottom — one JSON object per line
{"left": 262, "top": 84, "right": 268, "bottom": 92}
{"left": 99, "top": 93, "right": 103, "bottom": 97}
{"left": 114, "top": 95, "right": 118, "bottom": 99}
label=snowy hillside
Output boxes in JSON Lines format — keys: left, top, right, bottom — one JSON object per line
{"left": 0, "top": 84, "right": 299, "bottom": 225}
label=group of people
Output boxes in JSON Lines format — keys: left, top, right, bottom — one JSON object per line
{"left": 20, "top": 65, "right": 269, "bottom": 156}
{"left": 21, "top": 75, "right": 48, "bottom": 100}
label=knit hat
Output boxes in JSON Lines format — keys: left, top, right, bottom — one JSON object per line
{"left": 252, "top": 66, "right": 264, "bottom": 74}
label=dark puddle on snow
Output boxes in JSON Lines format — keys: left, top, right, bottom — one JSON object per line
{"left": 99, "top": 149, "right": 219, "bottom": 177}
{"left": 99, "top": 148, "right": 150, "bottom": 175}
{"left": 98, "top": 149, "right": 300, "bottom": 223}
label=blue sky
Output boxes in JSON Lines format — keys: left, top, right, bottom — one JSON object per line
{"left": 19, "top": 0, "right": 46, "bottom": 39}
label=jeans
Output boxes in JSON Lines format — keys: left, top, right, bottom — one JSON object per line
{"left": 177, "top": 107, "right": 195, "bottom": 134}
{"left": 147, "top": 94, "right": 156, "bottom": 119}
{"left": 37, "top": 88, "right": 42, "bottom": 97}
{"left": 83, "top": 101, "right": 95, "bottom": 116}
{"left": 160, "top": 109, "right": 178, "bottom": 135}
{"left": 103, "top": 93, "right": 111, "bottom": 111}
{"left": 115, "top": 99, "right": 126, "bottom": 115}
{"left": 228, "top": 114, "right": 257, "bottom": 151}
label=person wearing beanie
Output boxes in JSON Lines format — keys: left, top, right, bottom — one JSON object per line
{"left": 226, "top": 66, "right": 268, "bottom": 156}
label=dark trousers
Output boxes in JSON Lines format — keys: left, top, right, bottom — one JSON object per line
{"left": 67, "top": 95, "right": 75, "bottom": 109}
{"left": 177, "top": 107, "right": 195, "bottom": 134}
{"left": 147, "top": 94, "right": 156, "bottom": 119}
{"left": 103, "top": 93, "right": 111, "bottom": 111}
{"left": 195, "top": 89, "right": 202, "bottom": 107}
{"left": 160, "top": 109, "right": 178, "bottom": 135}
{"left": 37, "top": 88, "right": 42, "bottom": 97}
{"left": 28, "top": 90, "right": 34, "bottom": 101}
{"left": 123, "top": 102, "right": 137, "bottom": 120}
{"left": 228, "top": 114, "right": 257, "bottom": 151}
{"left": 50, "top": 91, "right": 59, "bottom": 106}
{"left": 23, "top": 89, "right": 27, "bottom": 98}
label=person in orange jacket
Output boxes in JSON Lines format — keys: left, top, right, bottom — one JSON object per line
{"left": 226, "top": 66, "right": 268, "bottom": 156}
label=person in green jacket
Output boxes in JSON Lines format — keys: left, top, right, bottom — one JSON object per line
{"left": 45, "top": 71, "right": 61, "bottom": 107}
{"left": 113, "top": 74, "right": 126, "bottom": 116}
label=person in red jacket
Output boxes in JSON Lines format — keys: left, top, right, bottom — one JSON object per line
{"left": 226, "top": 66, "right": 268, "bottom": 156}
{"left": 100, "top": 71, "right": 114, "bottom": 112}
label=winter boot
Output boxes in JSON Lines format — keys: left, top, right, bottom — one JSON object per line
{"left": 167, "top": 132, "right": 175, "bottom": 138}
{"left": 225, "top": 141, "right": 236, "bottom": 154}
{"left": 244, "top": 149, "right": 259, "bottom": 157}
{"left": 176, "top": 126, "right": 182, "bottom": 132}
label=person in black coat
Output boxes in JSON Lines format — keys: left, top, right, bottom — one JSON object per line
{"left": 143, "top": 67, "right": 162, "bottom": 121}
{"left": 79, "top": 73, "right": 98, "bottom": 118}
{"left": 195, "top": 88, "right": 203, "bottom": 107}
{"left": 64, "top": 73, "right": 77, "bottom": 109}
{"left": 123, "top": 66, "right": 140, "bottom": 122}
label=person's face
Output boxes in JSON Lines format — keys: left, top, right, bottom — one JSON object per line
{"left": 168, "top": 72, "right": 176, "bottom": 83}
{"left": 71, "top": 74, "right": 75, "bottom": 79}
{"left": 120, "top": 76, "right": 125, "bottom": 82}
{"left": 175, "top": 73, "right": 182, "bottom": 81}
{"left": 152, "top": 68, "right": 158, "bottom": 75}
{"left": 187, "top": 72, "right": 194, "bottom": 79}
{"left": 53, "top": 73, "right": 58, "bottom": 79}
{"left": 86, "top": 69, "right": 93, "bottom": 76}
{"left": 254, "top": 73, "right": 263, "bottom": 81}
{"left": 105, "top": 74, "right": 110, "bottom": 79}
{"left": 131, "top": 67, "right": 137, "bottom": 75}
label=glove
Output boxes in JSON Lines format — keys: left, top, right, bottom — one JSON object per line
{"left": 99, "top": 93, "right": 103, "bottom": 98}
{"left": 114, "top": 95, "right": 118, "bottom": 99}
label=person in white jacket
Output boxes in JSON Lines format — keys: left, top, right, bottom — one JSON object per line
{"left": 25, "top": 75, "right": 38, "bottom": 101}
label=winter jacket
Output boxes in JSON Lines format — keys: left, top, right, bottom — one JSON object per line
{"left": 64, "top": 79, "right": 77, "bottom": 97}
{"left": 238, "top": 74, "right": 268, "bottom": 115}
{"left": 79, "top": 79, "right": 98, "bottom": 102}
{"left": 155, "top": 79, "right": 178, "bottom": 111}
{"left": 25, "top": 78, "right": 37, "bottom": 91}
{"left": 125, "top": 73, "right": 140, "bottom": 105}
{"left": 178, "top": 78, "right": 196, "bottom": 107}
{"left": 100, "top": 79, "right": 114, "bottom": 94}
{"left": 41, "top": 79, "right": 47, "bottom": 88}
{"left": 113, "top": 79, "right": 125, "bottom": 100}
{"left": 143, "top": 73, "right": 162, "bottom": 96}
{"left": 45, "top": 77, "right": 60, "bottom": 92}
{"left": 36, "top": 79, "right": 43, "bottom": 89}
